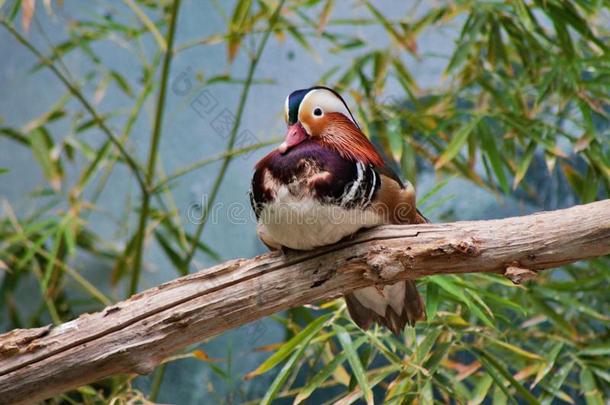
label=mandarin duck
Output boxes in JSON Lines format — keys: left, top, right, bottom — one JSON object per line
{"left": 250, "top": 86, "right": 426, "bottom": 335}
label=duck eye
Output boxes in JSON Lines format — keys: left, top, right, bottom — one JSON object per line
{"left": 313, "top": 107, "right": 323, "bottom": 117}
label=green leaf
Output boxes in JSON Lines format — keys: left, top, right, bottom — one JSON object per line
{"left": 76, "top": 385, "right": 98, "bottom": 396}
{"left": 479, "top": 122, "right": 510, "bottom": 194}
{"left": 471, "top": 374, "right": 494, "bottom": 405}
{"left": 512, "top": 140, "right": 536, "bottom": 190}
{"left": 246, "top": 313, "right": 331, "bottom": 379}
{"left": 340, "top": 364, "right": 400, "bottom": 404}
{"left": 492, "top": 383, "right": 509, "bottom": 405}
{"left": 42, "top": 226, "right": 63, "bottom": 290}
{"left": 473, "top": 347, "right": 540, "bottom": 405}
{"left": 15, "top": 227, "right": 55, "bottom": 270}
{"left": 579, "top": 367, "right": 604, "bottom": 405}
{"left": 0, "top": 127, "right": 29, "bottom": 145}
{"left": 259, "top": 339, "right": 308, "bottom": 405}
{"left": 532, "top": 341, "right": 563, "bottom": 388}
{"left": 482, "top": 335, "right": 545, "bottom": 361}
{"left": 316, "top": 0, "right": 334, "bottom": 33}
{"left": 419, "top": 380, "right": 433, "bottom": 404}
{"left": 154, "top": 230, "right": 185, "bottom": 272}
{"left": 62, "top": 218, "right": 77, "bottom": 257}
{"left": 109, "top": 70, "right": 133, "bottom": 97}
{"left": 227, "top": 0, "right": 252, "bottom": 61}
{"left": 392, "top": 57, "right": 417, "bottom": 94}
{"left": 435, "top": 117, "right": 480, "bottom": 169}
{"left": 529, "top": 294, "right": 577, "bottom": 337}
{"left": 365, "top": 2, "right": 410, "bottom": 53}
{"left": 423, "top": 341, "right": 451, "bottom": 374}
{"left": 415, "top": 327, "right": 442, "bottom": 365}
{"left": 333, "top": 324, "right": 373, "bottom": 405}
{"left": 285, "top": 24, "right": 315, "bottom": 56}
{"left": 540, "top": 359, "right": 575, "bottom": 405}
{"left": 418, "top": 176, "right": 452, "bottom": 206}
{"left": 294, "top": 336, "right": 367, "bottom": 404}
{"left": 430, "top": 275, "right": 495, "bottom": 328}
{"left": 578, "top": 343, "right": 610, "bottom": 357}
{"left": 29, "top": 127, "right": 63, "bottom": 191}
{"left": 425, "top": 282, "right": 439, "bottom": 320}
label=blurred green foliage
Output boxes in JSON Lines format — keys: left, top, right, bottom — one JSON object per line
{"left": 0, "top": 0, "right": 609, "bottom": 403}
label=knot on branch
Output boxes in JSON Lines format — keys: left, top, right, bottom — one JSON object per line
{"left": 504, "top": 264, "right": 538, "bottom": 285}
{"left": 0, "top": 325, "right": 52, "bottom": 358}
{"left": 432, "top": 236, "right": 480, "bottom": 257}
{"left": 365, "top": 245, "right": 415, "bottom": 282}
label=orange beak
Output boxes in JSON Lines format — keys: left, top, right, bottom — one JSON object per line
{"left": 278, "top": 122, "right": 308, "bottom": 154}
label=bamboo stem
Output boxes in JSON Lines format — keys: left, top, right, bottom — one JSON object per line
{"left": 180, "top": 0, "right": 287, "bottom": 272}
{"left": 129, "top": 0, "right": 182, "bottom": 296}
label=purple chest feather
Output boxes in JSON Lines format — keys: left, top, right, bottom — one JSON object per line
{"left": 250, "top": 140, "right": 380, "bottom": 218}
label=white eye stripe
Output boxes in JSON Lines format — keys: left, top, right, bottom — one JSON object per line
{"left": 299, "top": 89, "right": 357, "bottom": 126}
{"left": 284, "top": 95, "right": 290, "bottom": 123}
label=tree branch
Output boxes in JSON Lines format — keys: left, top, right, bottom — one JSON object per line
{"left": 1, "top": 200, "right": 609, "bottom": 404}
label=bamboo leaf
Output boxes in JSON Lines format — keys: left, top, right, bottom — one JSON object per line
{"left": 436, "top": 117, "right": 480, "bottom": 169}
{"left": 260, "top": 342, "right": 308, "bottom": 405}
{"left": 333, "top": 324, "right": 373, "bottom": 405}
{"left": 246, "top": 313, "right": 331, "bottom": 379}
{"left": 470, "top": 374, "right": 494, "bottom": 405}
{"left": 316, "top": 0, "right": 333, "bottom": 33}
{"left": 512, "top": 140, "right": 537, "bottom": 189}
{"left": 578, "top": 343, "right": 610, "bottom": 357}
{"left": 532, "top": 341, "right": 563, "bottom": 388}
{"left": 529, "top": 294, "right": 577, "bottom": 337}
{"left": 365, "top": 2, "right": 411, "bottom": 53}
{"left": 227, "top": 0, "right": 252, "bottom": 62}
{"left": 579, "top": 367, "right": 604, "bottom": 405}
{"left": 539, "top": 359, "right": 575, "bottom": 405}
{"left": 425, "top": 282, "right": 439, "bottom": 320}
{"left": 479, "top": 121, "right": 510, "bottom": 194}
{"left": 109, "top": 70, "right": 134, "bottom": 97}
{"left": 415, "top": 327, "right": 442, "bottom": 365}
{"left": 154, "top": 230, "right": 185, "bottom": 271}
{"left": 294, "top": 337, "right": 367, "bottom": 404}
{"left": 483, "top": 335, "right": 545, "bottom": 361}
{"left": 473, "top": 347, "right": 540, "bottom": 405}
{"left": 0, "top": 127, "right": 29, "bottom": 145}
{"left": 29, "top": 127, "right": 63, "bottom": 191}
{"left": 123, "top": 0, "right": 167, "bottom": 51}
{"left": 430, "top": 275, "right": 495, "bottom": 328}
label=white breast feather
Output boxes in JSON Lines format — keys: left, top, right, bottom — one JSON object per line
{"left": 257, "top": 185, "right": 384, "bottom": 250}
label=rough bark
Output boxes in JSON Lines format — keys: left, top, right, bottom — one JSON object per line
{"left": 1, "top": 200, "right": 609, "bottom": 404}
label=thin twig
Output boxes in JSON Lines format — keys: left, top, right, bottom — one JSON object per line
{"left": 123, "top": 0, "right": 168, "bottom": 52}
{"left": 128, "top": 0, "right": 182, "bottom": 296}
{"left": 0, "top": 20, "right": 148, "bottom": 192}
{"left": 150, "top": 139, "right": 280, "bottom": 194}
{"left": 181, "top": 0, "right": 287, "bottom": 272}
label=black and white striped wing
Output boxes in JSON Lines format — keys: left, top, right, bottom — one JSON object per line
{"left": 338, "top": 161, "right": 380, "bottom": 209}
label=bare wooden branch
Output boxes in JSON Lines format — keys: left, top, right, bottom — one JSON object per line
{"left": 1, "top": 200, "right": 609, "bottom": 404}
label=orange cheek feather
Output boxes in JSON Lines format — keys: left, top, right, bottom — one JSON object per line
{"left": 319, "top": 113, "right": 385, "bottom": 167}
